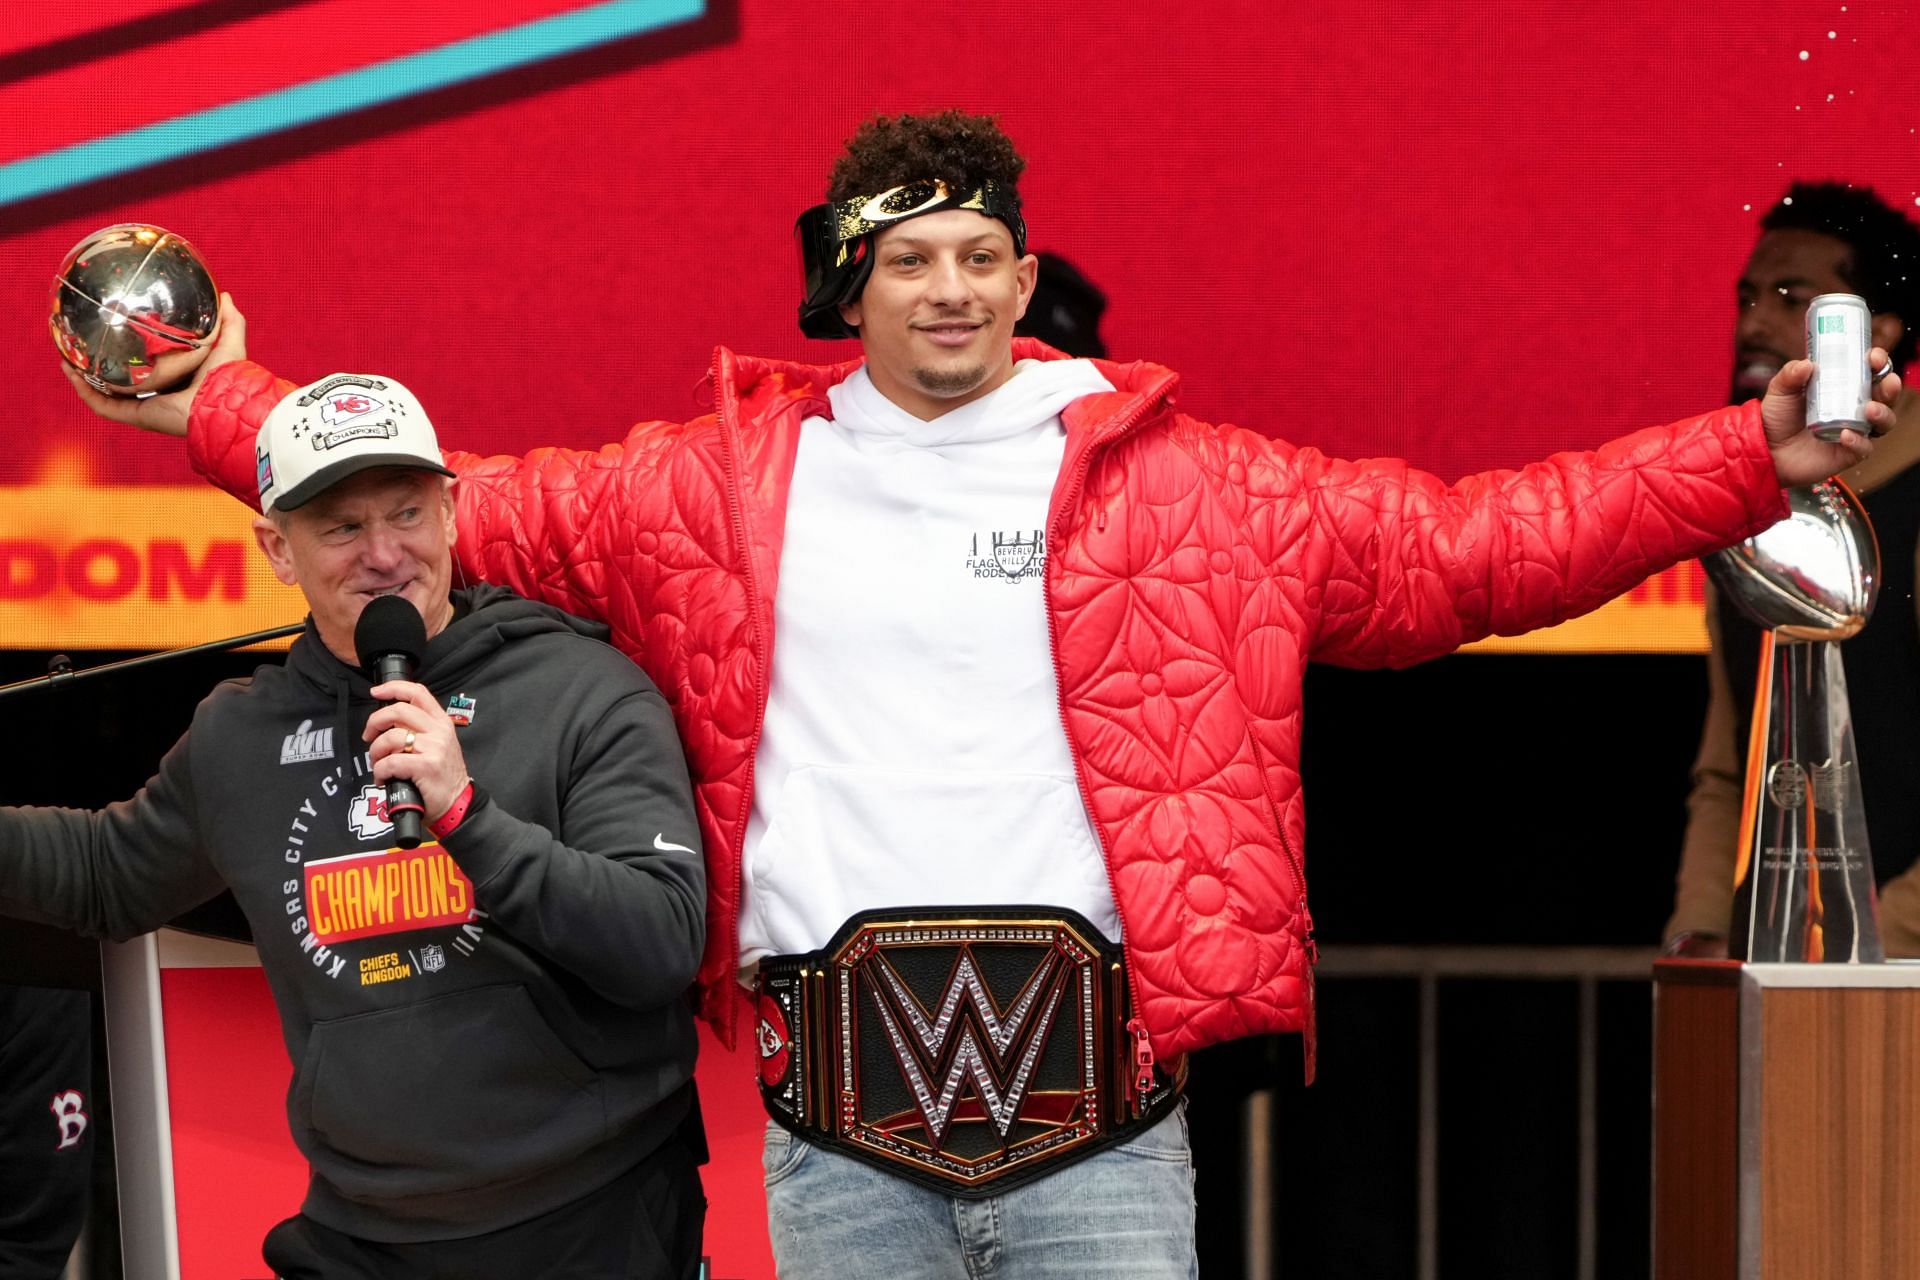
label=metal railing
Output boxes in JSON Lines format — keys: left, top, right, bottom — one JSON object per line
{"left": 1240, "top": 944, "right": 1658, "bottom": 1280}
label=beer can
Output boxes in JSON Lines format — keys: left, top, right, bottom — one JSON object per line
{"left": 1805, "top": 293, "right": 1872, "bottom": 441}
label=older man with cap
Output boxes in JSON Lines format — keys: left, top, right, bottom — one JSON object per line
{"left": 0, "top": 374, "right": 709, "bottom": 1279}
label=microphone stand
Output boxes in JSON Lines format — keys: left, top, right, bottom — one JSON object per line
{"left": 0, "top": 623, "right": 305, "bottom": 702}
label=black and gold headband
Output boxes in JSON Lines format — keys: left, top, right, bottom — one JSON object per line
{"left": 795, "top": 179, "right": 1027, "bottom": 340}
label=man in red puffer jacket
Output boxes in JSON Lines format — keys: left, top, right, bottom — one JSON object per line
{"left": 75, "top": 110, "right": 1901, "bottom": 1278}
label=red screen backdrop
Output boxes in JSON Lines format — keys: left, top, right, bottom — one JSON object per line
{"left": 0, "top": 0, "right": 1916, "bottom": 649}
{"left": 0, "top": 3, "right": 1916, "bottom": 1272}
{"left": 3, "top": 0, "right": 1911, "bottom": 473}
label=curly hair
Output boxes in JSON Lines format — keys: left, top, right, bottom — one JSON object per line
{"left": 1761, "top": 181, "right": 1920, "bottom": 368}
{"left": 827, "top": 110, "right": 1027, "bottom": 208}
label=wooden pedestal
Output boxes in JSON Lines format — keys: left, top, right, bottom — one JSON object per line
{"left": 1652, "top": 961, "right": 1920, "bottom": 1280}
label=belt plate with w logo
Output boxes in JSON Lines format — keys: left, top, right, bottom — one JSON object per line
{"left": 754, "top": 907, "right": 1182, "bottom": 1196}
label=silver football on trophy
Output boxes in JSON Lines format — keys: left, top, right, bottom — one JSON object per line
{"left": 1706, "top": 479, "right": 1879, "bottom": 641}
{"left": 50, "top": 224, "right": 220, "bottom": 396}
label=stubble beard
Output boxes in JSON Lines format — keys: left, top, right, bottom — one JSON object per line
{"left": 912, "top": 362, "right": 990, "bottom": 398}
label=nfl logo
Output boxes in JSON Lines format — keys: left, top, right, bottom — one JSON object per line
{"left": 420, "top": 944, "right": 447, "bottom": 974}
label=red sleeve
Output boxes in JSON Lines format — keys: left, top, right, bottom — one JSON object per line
{"left": 186, "top": 359, "right": 294, "bottom": 511}
{"left": 1290, "top": 399, "right": 1788, "bottom": 666}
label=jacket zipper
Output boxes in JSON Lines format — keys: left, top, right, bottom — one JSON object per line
{"left": 1044, "top": 392, "right": 1160, "bottom": 1110}
{"left": 1245, "top": 734, "right": 1318, "bottom": 1082}
{"left": 1127, "top": 1018, "right": 1155, "bottom": 1101}
{"left": 714, "top": 347, "right": 773, "bottom": 1051}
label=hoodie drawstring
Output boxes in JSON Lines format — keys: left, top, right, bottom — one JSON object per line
{"left": 334, "top": 678, "right": 353, "bottom": 780}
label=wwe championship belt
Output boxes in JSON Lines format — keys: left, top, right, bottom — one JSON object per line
{"left": 754, "top": 907, "right": 1184, "bottom": 1196}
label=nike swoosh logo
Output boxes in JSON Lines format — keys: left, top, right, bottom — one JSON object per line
{"left": 654, "top": 834, "right": 698, "bottom": 855}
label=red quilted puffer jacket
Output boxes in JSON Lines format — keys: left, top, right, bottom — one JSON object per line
{"left": 189, "top": 342, "right": 1786, "bottom": 1062}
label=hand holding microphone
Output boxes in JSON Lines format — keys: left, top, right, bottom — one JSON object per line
{"left": 355, "top": 596, "right": 468, "bottom": 848}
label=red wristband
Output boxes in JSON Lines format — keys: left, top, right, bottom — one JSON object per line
{"left": 428, "top": 780, "right": 476, "bottom": 840}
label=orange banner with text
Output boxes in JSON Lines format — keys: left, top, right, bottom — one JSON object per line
{"left": 0, "top": 447, "right": 304, "bottom": 650}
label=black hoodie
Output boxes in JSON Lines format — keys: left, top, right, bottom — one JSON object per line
{"left": 0, "top": 585, "right": 705, "bottom": 1242}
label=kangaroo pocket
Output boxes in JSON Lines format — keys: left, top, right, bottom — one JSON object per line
{"left": 292, "top": 984, "right": 607, "bottom": 1204}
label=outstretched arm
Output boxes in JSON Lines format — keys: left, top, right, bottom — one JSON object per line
{"left": 1300, "top": 358, "right": 1900, "bottom": 666}
{"left": 1298, "top": 400, "right": 1783, "bottom": 665}
{"left": 0, "top": 733, "right": 224, "bottom": 942}
{"left": 65, "top": 296, "right": 674, "bottom": 629}
{"left": 181, "top": 369, "right": 684, "bottom": 630}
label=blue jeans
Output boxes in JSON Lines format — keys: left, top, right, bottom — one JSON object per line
{"left": 762, "top": 1101, "right": 1198, "bottom": 1279}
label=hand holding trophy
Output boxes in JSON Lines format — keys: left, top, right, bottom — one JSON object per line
{"left": 53, "top": 224, "right": 246, "bottom": 436}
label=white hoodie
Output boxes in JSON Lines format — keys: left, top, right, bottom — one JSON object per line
{"left": 736, "top": 358, "right": 1123, "bottom": 970}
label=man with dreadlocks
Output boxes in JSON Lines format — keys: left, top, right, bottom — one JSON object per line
{"left": 76, "top": 111, "right": 1900, "bottom": 1276}
{"left": 1666, "top": 181, "right": 1920, "bottom": 960}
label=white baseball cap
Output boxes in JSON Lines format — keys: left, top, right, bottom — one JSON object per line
{"left": 256, "top": 373, "right": 454, "bottom": 513}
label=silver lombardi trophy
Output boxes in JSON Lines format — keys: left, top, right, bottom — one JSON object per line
{"left": 50, "top": 224, "right": 220, "bottom": 397}
{"left": 1707, "top": 480, "right": 1885, "bottom": 963}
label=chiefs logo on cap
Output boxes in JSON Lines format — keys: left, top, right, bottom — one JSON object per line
{"left": 320, "top": 392, "right": 385, "bottom": 426}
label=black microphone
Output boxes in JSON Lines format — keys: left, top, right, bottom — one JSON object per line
{"left": 353, "top": 595, "right": 430, "bottom": 849}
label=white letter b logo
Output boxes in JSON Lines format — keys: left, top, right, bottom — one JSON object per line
{"left": 50, "top": 1090, "right": 88, "bottom": 1150}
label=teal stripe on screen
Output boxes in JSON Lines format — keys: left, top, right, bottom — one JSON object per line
{"left": 0, "top": 0, "right": 706, "bottom": 207}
